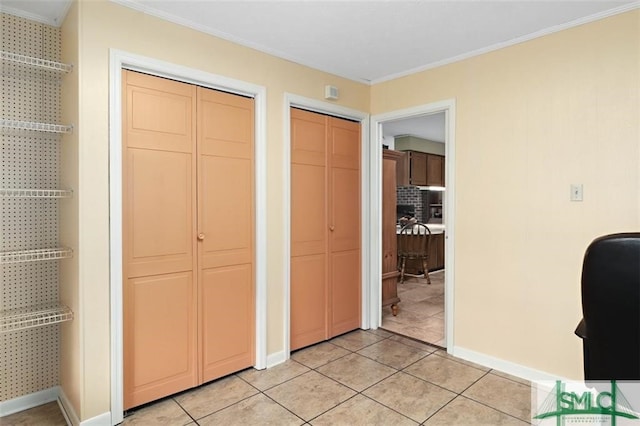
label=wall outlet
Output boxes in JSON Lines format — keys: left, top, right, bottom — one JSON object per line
{"left": 570, "top": 184, "right": 583, "bottom": 201}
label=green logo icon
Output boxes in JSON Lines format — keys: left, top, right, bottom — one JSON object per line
{"left": 534, "top": 380, "right": 639, "bottom": 425}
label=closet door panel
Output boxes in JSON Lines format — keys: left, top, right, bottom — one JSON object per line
{"left": 328, "top": 116, "right": 361, "bottom": 338}
{"left": 200, "top": 264, "right": 254, "bottom": 382}
{"left": 197, "top": 86, "right": 255, "bottom": 382}
{"left": 125, "top": 71, "right": 194, "bottom": 153}
{"left": 291, "top": 108, "right": 326, "bottom": 166}
{"left": 291, "top": 163, "right": 326, "bottom": 257}
{"left": 330, "top": 167, "right": 360, "bottom": 253}
{"left": 125, "top": 148, "right": 194, "bottom": 278}
{"left": 198, "top": 87, "right": 253, "bottom": 159}
{"left": 329, "top": 117, "right": 360, "bottom": 170}
{"left": 290, "top": 108, "right": 329, "bottom": 349}
{"left": 199, "top": 155, "right": 252, "bottom": 268}
{"left": 124, "top": 272, "right": 197, "bottom": 408}
{"left": 330, "top": 249, "right": 361, "bottom": 336}
{"left": 290, "top": 254, "right": 327, "bottom": 350}
{"left": 123, "top": 70, "right": 198, "bottom": 409}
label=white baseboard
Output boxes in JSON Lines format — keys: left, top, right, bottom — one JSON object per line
{"left": 266, "top": 350, "right": 287, "bottom": 368}
{"left": 0, "top": 386, "right": 58, "bottom": 417}
{"left": 79, "top": 411, "right": 111, "bottom": 426}
{"left": 58, "top": 387, "right": 110, "bottom": 426}
{"left": 58, "top": 387, "right": 80, "bottom": 426}
{"left": 452, "top": 345, "right": 570, "bottom": 382}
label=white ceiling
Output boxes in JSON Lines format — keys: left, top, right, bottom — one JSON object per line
{"left": 2, "top": 1, "right": 636, "bottom": 141}
{"left": 383, "top": 113, "right": 446, "bottom": 143}
{"left": 1, "top": 1, "right": 637, "bottom": 84}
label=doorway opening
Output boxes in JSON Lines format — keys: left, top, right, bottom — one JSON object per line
{"left": 370, "top": 100, "right": 455, "bottom": 352}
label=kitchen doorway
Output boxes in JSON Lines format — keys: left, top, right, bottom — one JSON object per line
{"left": 370, "top": 100, "right": 456, "bottom": 351}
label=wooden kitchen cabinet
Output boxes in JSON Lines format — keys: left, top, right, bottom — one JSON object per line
{"left": 408, "top": 151, "right": 428, "bottom": 186}
{"left": 428, "top": 233, "right": 445, "bottom": 271}
{"left": 382, "top": 150, "right": 401, "bottom": 315}
{"left": 401, "top": 150, "right": 444, "bottom": 187}
{"left": 382, "top": 149, "right": 408, "bottom": 186}
{"left": 426, "top": 154, "right": 445, "bottom": 186}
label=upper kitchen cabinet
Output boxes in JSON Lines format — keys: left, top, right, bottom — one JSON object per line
{"left": 408, "top": 151, "right": 428, "bottom": 186}
{"left": 382, "top": 149, "right": 409, "bottom": 186}
{"left": 402, "top": 150, "right": 444, "bottom": 187}
{"left": 426, "top": 154, "right": 445, "bottom": 186}
{"left": 394, "top": 136, "right": 445, "bottom": 187}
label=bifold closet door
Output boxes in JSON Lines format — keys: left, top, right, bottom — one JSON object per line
{"left": 123, "top": 71, "right": 255, "bottom": 409}
{"left": 290, "top": 108, "right": 361, "bottom": 351}
{"left": 123, "top": 70, "right": 198, "bottom": 409}
{"left": 197, "top": 87, "right": 255, "bottom": 383}
{"left": 327, "top": 117, "right": 361, "bottom": 337}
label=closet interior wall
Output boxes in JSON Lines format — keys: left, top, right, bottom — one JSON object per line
{"left": 1, "top": 13, "right": 72, "bottom": 403}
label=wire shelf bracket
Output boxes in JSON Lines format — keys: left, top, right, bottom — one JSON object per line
{"left": 0, "top": 118, "right": 73, "bottom": 134}
{"left": 0, "top": 188, "right": 73, "bottom": 198}
{"left": 0, "top": 248, "right": 73, "bottom": 264}
{"left": 1, "top": 50, "right": 72, "bottom": 73}
{"left": 0, "top": 304, "right": 74, "bottom": 333}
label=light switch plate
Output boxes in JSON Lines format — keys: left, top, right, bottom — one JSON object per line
{"left": 570, "top": 184, "right": 583, "bottom": 201}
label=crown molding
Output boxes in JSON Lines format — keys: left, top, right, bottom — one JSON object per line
{"left": 0, "top": 1, "right": 71, "bottom": 27}
{"left": 371, "top": 1, "right": 640, "bottom": 84}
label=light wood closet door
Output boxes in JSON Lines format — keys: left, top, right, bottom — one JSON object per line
{"left": 328, "top": 117, "right": 361, "bottom": 336}
{"left": 123, "top": 70, "right": 198, "bottom": 409}
{"left": 123, "top": 71, "right": 256, "bottom": 408}
{"left": 290, "top": 108, "right": 361, "bottom": 351}
{"left": 290, "top": 109, "right": 328, "bottom": 350}
{"left": 197, "top": 87, "right": 255, "bottom": 382}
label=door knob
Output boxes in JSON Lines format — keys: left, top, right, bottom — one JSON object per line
{"left": 197, "top": 233, "right": 205, "bottom": 241}
{"left": 329, "top": 226, "right": 335, "bottom": 232}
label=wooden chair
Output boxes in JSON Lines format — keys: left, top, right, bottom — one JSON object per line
{"left": 397, "top": 222, "right": 432, "bottom": 284}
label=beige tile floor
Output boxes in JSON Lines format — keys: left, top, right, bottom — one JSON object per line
{"left": 4, "top": 328, "right": 532, "bottom": 425}
{"left": 382, "top": 270, "right": 445, "bottom": 346}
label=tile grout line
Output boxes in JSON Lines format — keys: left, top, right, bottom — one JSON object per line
{"left": 302, "top": 339, "right": 431, "bottom": 425}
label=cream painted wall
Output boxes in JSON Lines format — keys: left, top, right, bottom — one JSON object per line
{"left": 371, "top": 11, "right": 639, "bottom": 379}
{"left": 59, "top": 0, "right": 637, "bottom": 419}
{"left": 64, "top": 0, "right": 370, "bottom": 419}
{"left": 60, "top": 0, "right": 81, "bottom": 418}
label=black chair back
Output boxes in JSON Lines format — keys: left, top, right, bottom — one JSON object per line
{"left": 577, "top": 233, "right": 640, "bottom": 380}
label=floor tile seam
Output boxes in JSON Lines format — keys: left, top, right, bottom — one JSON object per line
{"left": 399, "top": 367, "right": 472, "bottom": 396}
{"left": 419, "top": 393, "right": 465, "bottom": 425}
{"left": 176, "top": 389, "right": 261, "bottom": 421}
{"left": 304, "top": 392, "right": 363, "bottom": 424}
{"left": 312, "top": 362, "right": 398, "bottom": 394}
{"left": 430, "top": 350, "right": 489, "bottom": 372}
{"left": 329, "top": 338, "right": 387, "bottom": 353}
{"left": 171, "top": 396, "right": 202, "bottom": 424}
{"left": 487, "top": 370, "right": 532, "bottom": 388}
{"left": 378, "top": 328, "right": 440, "bottom": 353}
{"left": 356, "top": 393, "right": 423, "bottom": 425}
{"left": 304, "top": 348, "right": 356, "bottom": 370}
{"left": 257, "top": 390, "right": 309, "bottom": 424}
{"left": 458, "top": 368, "right": 492, "bottom": 394}
{"left": 235, "top": 362, "right": 312, "bottom": 392}
{"left": 455, "top": 393, "right": 532, "bottom": 424}
{"left": 392, "top": 350, "right": 435, "bottom": 371}
{"left": 353, "top": 348, "right": 429, "bottom": 370}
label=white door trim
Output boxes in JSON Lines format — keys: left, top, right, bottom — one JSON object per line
{"left": 109, "top": 49, "right": 268, "bottom": 425}
{"left": 282, "top": 94, "right": 370, "bottom": 360}
{"left": 369, "top": 99, "right": 456, "bottom": 352}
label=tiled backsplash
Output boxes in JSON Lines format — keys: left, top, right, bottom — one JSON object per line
{"left": 397, "top": 186, "right": 423, "bottom": 222}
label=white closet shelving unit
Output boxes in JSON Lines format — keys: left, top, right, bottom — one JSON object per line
{"left": 0, "top": 50, "right": 74, "bottom": 332}
{"left": 1, "top": 12, "right": 75, "bottom": 405}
